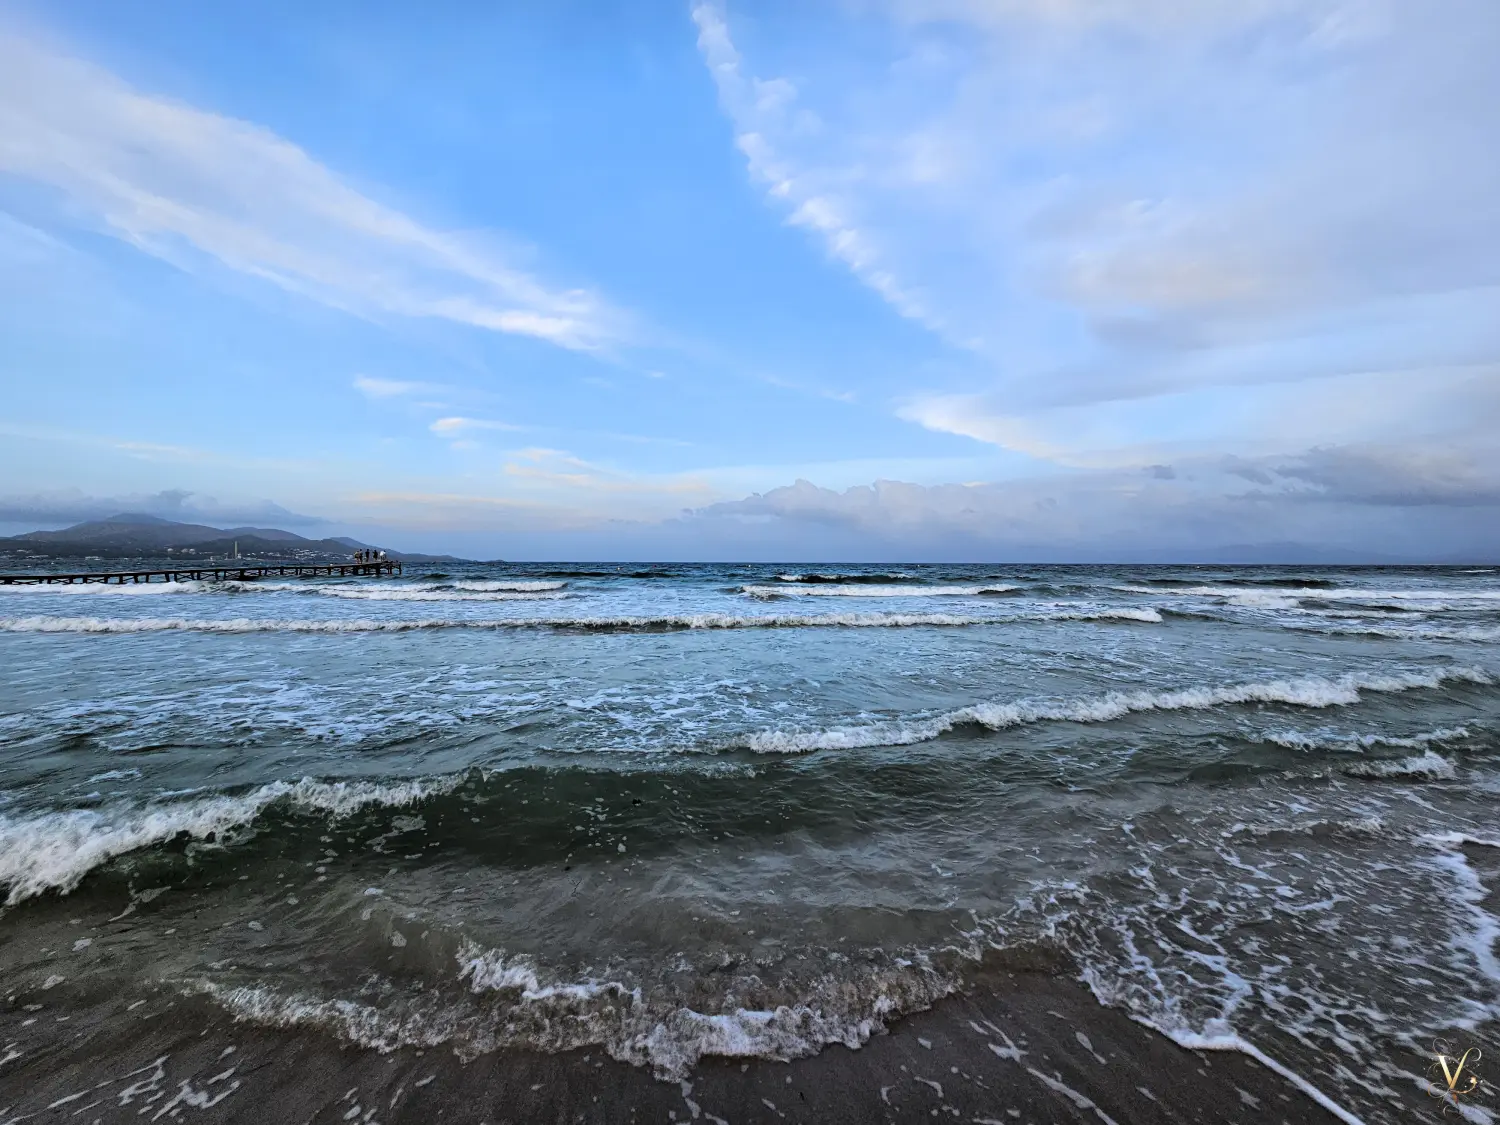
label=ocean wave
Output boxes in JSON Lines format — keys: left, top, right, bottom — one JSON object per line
{"left": 194, "top": 936, "right": 953, "bottom": 1079}
{"left": 735, "top": 667, "right": 1493, "bottom": 754}
{"left": 1124, "top": 583, "right": 1500, "bottom": 607}
{"left": 0, "top": 775, "right": 460, "bottom": 906}
{"left": 1116, "top": 585, "right": 1301, "bottom": 609}
{"left": 449, "top": 580, "right": 565, "bottom": 592}
{"left": 1295, "top": 606, "right": 1423, "bottom": 618}
{"left": 742, "top": 584, "right": 1017, "bottom": 598}
{"left": 1296, "top": 622, "right": 1500, "bottom": 643}
{"left": 223, "top": 578, "right": 570, "bottom": 600}
{"left": 1343, "top": 750, "right": 1457, "bottom": 781}
{"left": 313, "top": 588, "right": 570, "bottom": 603}
{"left": 0, "top": 580, "right": 209, "bottom": 596}
{"left": 772, "top": 573, "right": 917, "bottom": 584}
{"left": 1140, "top": 576, "right": 1339, "bottom": 589}
{"left": 0, "top": 608, "right": 1161, "bottom": 635}
{"left": 1262, "top": 726, "right": 1471, "bottom": 753}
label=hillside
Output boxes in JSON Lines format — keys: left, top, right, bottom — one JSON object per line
{"left": 0, "top": 514, "right": 466, "bottom": 563}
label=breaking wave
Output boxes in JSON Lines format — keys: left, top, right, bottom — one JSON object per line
{"left": 0, "top": 580, "right": 209, "bottom": 596}
{"left": 1262, "top": 726, "right": 1471, "bottom": 753}
{"left": 192, "top": 936, "right": 954, "bottom": 1080}
{"left": 311, "top": 588, "right": 568, "bottom": 603}
{"left": 449, "top": 580, "right": 565, "bottom": 592}
{"left": 1343, "top": 750, "right": 1457, "bottom": 780}
{"left": 735, "top": 667, "right": 1493, "bottom": 754}
{"left": 1125, "top": 583, "right": 1500, "bottom": 608}
{"left": 1296, "top": 622, "right": 1500, "bottom": 644}
{"left": 772, "top": 573, "right": 917, "bottom": 584}
{"left": 0, "top": 775, "right": 461, "bottom": 906}
{"left": 742, "top": 584, "right": 1017, "bottom": 598}
{"left": 0, "top": 608, "right": 1162, "bottom": 634}
{"left": 11, "top": 655, "right": 1457, "bottom": 904}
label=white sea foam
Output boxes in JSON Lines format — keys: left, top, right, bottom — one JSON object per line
{"left": 1304, "top": 622, "right": 1500, "bottom": 644}
{"left": 1050, "top": 607, "right": 1161, "bottom": 624}
{"left": 197, "top": 980, "right": 902, "bottom": 1078}
{"left": 86, "top": 768, "right": 144, "bottom": 783}
{"left": 0, "top": 580, "right": 209, "bottom": 596}
{"left": 1264, "top": 726, "right": 1471, "bottom": 753}
{"left": 313, "top": 588, "right": 569, "bottom": 603}
{"left": 0, "top": 608, "right": 1160, "bottom": 634}
{"left": 314, "top": 579, "right": 569, "bottom": 599}
{"left": 1343, "top": 750, "right": 1457, "bottom": 780}
{"left": 742, "top": 584, "right": 1017, "bottom": 598}
{"left": 210, "top": 578, "right": 569, "bottom": 600}
{"left": 457, "top": 941, "right": 618, "bottom": 1003}
{"left": 1423, "top": 831, "right": 1500, "bottom": 850}
{"left": 737, "top": 667, "right": 1492, "bottom": 754}
{"left": 450, "top": 580, "right": 565, "bottom": 592}
{"left": 1424, "top": 838, "right": 1500, "bottom": 988}
{"left": 1147, "top": 1021, "right": 1367, "bottom": 1125}
{"left": 195, "top": 937, "right": 950, "bottom": 1079}
{"left": 774, "top": 573, "right": 914, "bottom": 582}
{"left": 1125, "top": 583, "right": 1500, "bottom": 607}
{"left": 194, "top": 983, "right": 458, "bottom": 1054}
{"left": 1115, "top": 584, "right": 1301, "bottom": 609}
{"left": 0, "top": 775, "right": 461, "bottom": 905}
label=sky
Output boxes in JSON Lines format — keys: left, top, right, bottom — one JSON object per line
{"left": 1, "top": 0, "right": 1497, "bottom": 561}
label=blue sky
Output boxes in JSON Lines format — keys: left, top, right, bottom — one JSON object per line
{"left": 1, "top": 0, "right": 1496, "bottom": 560}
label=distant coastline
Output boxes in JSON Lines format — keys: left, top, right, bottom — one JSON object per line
{"left": 0, "top": 512, "right": 468, "bottom": 565}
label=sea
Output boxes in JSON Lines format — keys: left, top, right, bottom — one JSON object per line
{"left": 2, "top": 561, "right": 1498, "bottom": 1121}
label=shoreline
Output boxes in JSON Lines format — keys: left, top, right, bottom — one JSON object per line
{"left": 2, "top": 965, "right": 1380, "bottom": 1124}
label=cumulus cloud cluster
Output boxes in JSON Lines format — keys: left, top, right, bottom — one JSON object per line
{"left": 688, "top": 446, "right": 1500, "bottom": 561}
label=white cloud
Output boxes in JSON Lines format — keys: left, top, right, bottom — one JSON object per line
{"left": 691, "top": 4, "right": 942, "bottom": 335}
{"left": 901, "top": 363, "right": 1500, "bottom": 467}
{"left": 881, "top": 0, "right": 1359, "bottom": 36}
{"left": 337, "top": 447, "right": 719, "bottom": 533}
{"left": 353, "top": 376, "right": 435, "bottom": 398}
{"left": 0, "top": 32, "right": 625, "bottom": 350}
{"left": 428, "top": 416, "right": 522, "bottom": 435}
{"left": 691, "top": 442, "right": 1500, "bottom": 559}
{"left": 696, "top": 1, "right": 1500, "bottom": 460}
{"left": 501, "top": 447, "right": 715, "bottom": 500}
{"left": 0, "top": 487, "right": 324, "bottom": 528}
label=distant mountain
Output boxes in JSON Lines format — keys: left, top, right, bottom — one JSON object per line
{"left": 0, "top": 513, "right": 467, "bottom": 564}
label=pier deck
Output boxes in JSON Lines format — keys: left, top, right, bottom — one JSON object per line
{"left": 0, "top": 561, "right": 402, "bottom": 585}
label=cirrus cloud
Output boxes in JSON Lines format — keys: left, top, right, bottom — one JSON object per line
{"left": 696, "top": 0, "right": 1500, "bottom": 464}
{"left": 0, "top": 31, "right": 626, "bottom": 351}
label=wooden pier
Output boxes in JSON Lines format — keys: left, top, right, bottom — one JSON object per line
{"left": 0, "top": 560, "right": 402, "bottom": 585}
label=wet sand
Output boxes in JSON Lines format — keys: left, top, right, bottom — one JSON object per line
{"left": 1, "top": 963, "right": 1380, "bottom": 1124}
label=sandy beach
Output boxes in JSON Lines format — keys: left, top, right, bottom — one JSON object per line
{"left": 3, "top": 958, "right": 1387, "bottom": 1124}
